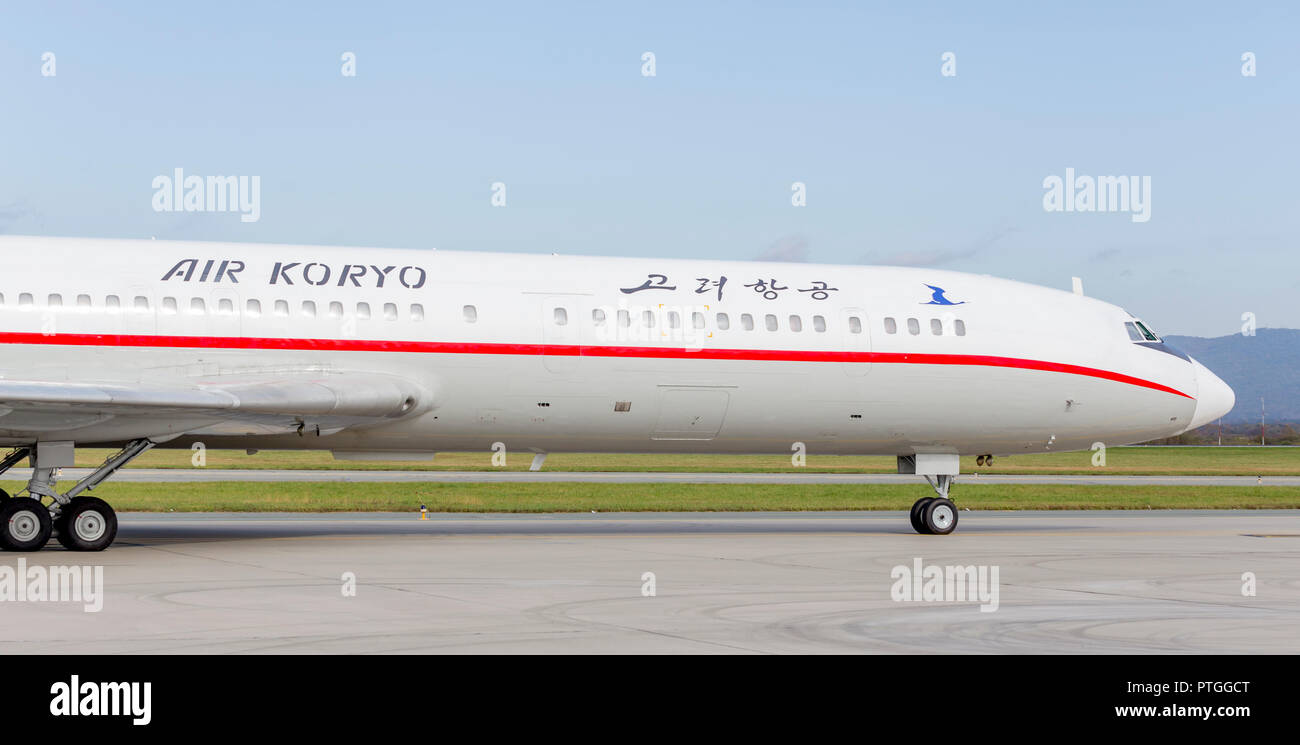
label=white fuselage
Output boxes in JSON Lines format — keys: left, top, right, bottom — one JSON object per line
{"left": 0, "top": 236, "right": 1233, "bottom": 458}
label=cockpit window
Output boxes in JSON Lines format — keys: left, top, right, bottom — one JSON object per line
{"left": 1125, "top": 320, "right": 1160, "bottom": 342}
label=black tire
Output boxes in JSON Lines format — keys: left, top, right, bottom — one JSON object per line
{"left": 922, "top": 497, "right": 958, "bottom": 536}
{"left": 0, "top": 498, "right": 53, "bottom": 551}
{"left": 909, "top": 498, "right": 934, "bottom": 534}
{"left": 53, "top": 496, "right": 117, "bottom": 552}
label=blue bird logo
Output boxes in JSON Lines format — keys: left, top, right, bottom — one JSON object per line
{"left": 922, "top": 284, "right": 965, "bottom": 305}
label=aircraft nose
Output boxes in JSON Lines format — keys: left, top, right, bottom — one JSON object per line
{"left": 1188, "top": 357, "right": 1235, "bottom": 430}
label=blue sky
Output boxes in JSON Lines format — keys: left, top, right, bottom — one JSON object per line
{"left": 1, "top": 1, "right": 1296, "bottom": 337}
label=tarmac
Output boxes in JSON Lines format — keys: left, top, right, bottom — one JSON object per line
{"left": 2, "top": 510, "right": 1297, "bottom": 654}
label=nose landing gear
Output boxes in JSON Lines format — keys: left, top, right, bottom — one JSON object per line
{"left": 899, "top": 455, "right": 961, "bottom": 535}
{"left": 909, "top": 474, "right": 958, "bottom": 535}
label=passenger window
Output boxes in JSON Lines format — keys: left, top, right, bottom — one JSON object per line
{"left": 357, "top": 302, "right": 371, "bottom": 320}
{"left": 641, "top": 310, "right": 655, "bottom": 328}
{"left": 884, "top": 317, "right": 897, "bottom": 334}
{"left": 765, "top": 314, "right": 778, "bottom": 331}
{"left": 19, "top": 293, "right": 33, "bottom": 309}
{"left": 328, "top": 301, "right": 343, "bottom": 318}
{"left": 77, "top": 294, "right": 91, "bottom": 308}
{"left": 716, "top": 312, "right": 730, "bottom": 330}
{"left": 302, "top": 300, "right": 316, "bottom": 317}
{"left": 553, "top": 307, "right": 568, "bottom": 326}
{"left": 592, "top": 308, "right": 606, "bottom": 326}
{"left": 162, "top": 297, "right": 177, "bottom": 314}
{"left": 274, "top": 300, "right": 289, "bottom": 317}
{"left": 955, "top": 320, "right": 966, "bottom": 336}
{"left": 849, "top": 316, "right": 862, "bottom": 334}
{"left": 410, "top": 303, "right": 424, "bottom": 321}
{"left": 134, "top": 296, "right": 149, "bottom": 312}
{"left": 190, "top": 298, "right": 206, "bottom": 314}
{"left": 246, "top": 299, "right": 261, "bottom": 317}
{"left": 48, "top": 293, "right": 63, "bottom": 307}
{"left": 741, "top": 313, "right": 754, "bottom": 331}
{"left": 930, "top": 318, "right": 943, "bottom": 335}
{"left": 617, "top": 309, "right": 630, "bottom": 327}
{"left": 106, "top": 295, "right": 121, "bottom": 311}
{"left": 218, "top": 298, "right": 234, "bottom": 315}
{"left": 813, "top": 315, "right": 826, "bottom": 333}
{"left": 907, "top": 318, "right": 920, "bottom": 335}
{"left": 692, "top": 312, "right": 705, "bottom": 329}
{"left": 668, "top": 311, "right": 680, "bottom": 329}
{"left": 463, "top": 304, "right": 477, "bottom": 323}
{"left": 788, "top": 315, "right": 802, "bottom": 332}
{"left": 383, "top": 303, "right": 398, "bottom": 321}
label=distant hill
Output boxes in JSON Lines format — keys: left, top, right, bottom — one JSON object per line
{"left": 1163, "top": 329, "right": 1300, "bottom": 423}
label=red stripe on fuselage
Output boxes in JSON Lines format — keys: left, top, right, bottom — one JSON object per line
{"left": 0, "top": 331, "right": 1195, "bottom": 399}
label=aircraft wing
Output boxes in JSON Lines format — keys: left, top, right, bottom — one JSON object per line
{"left": 0, "top": 372, "right": 430, "bottom": 440}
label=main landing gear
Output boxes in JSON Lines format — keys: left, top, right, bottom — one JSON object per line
{"left": 0, "top": 439, "right": 155, "bottom": 552}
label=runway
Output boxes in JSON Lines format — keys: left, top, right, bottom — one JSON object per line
{"left": 2, "top": 510, "right": 1298, "bottom": 654}
{"left": 8, "top": 468, "right": 1300, "bottom": 486}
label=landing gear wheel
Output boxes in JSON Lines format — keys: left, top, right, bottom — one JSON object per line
{"left": 909, "top": 497, "right": 934, "bottom": 534}
{"left": 54, "top": 497, "right": 117, "bottom": 552}
{"left": 922, "top": 497, "right": 958, "bottom": 535}
{"left": 0, "top": 498, "right": 53, "bottom": 551}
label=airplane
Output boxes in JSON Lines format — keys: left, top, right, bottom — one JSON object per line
{"left": 0, "top": 235, "right": 1234, "bottom": 550}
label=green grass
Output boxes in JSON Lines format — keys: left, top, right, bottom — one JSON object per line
{"left": 10, "top": 481, "right": 1299, "bottom": 513}
{"left": 66, "top": 445, "right": 1300, "bottom": 476}
{"left": 24, "top": 446, "right": 1299, "bottom": 513}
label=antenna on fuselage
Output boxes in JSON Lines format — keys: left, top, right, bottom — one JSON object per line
{"left": 1071, "top": 276, "right": 1084, "bottom": 296}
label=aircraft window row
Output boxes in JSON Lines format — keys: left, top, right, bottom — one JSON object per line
{"left": 883, "top": 316, "right": 967, "bottom": 336}
{"left": 576, "top": 309, "right": 851, "bottom": 334}
{"left": 642, "top": 311, "right": 712, "bottom": 330}
{"left": 2, "top": 294, "right": 881, "bottom": 338}
{"left": 0, "top": 293, "right": 429, "bottom": 323}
